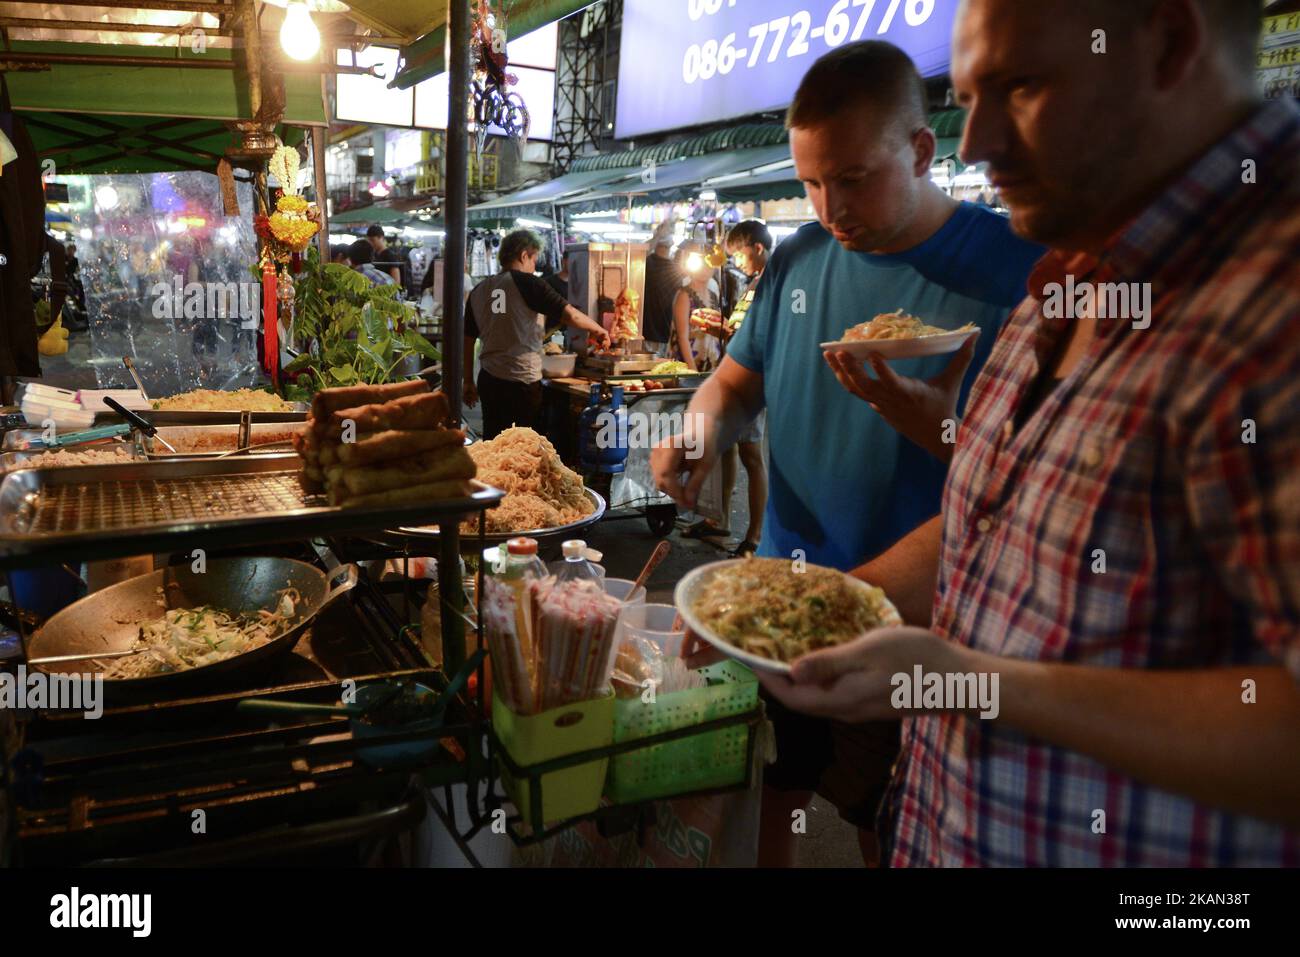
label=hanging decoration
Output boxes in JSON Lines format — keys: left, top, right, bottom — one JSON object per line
{"left": 255, "top": 142, "right": 321, "bottom": 384}
{"left": 470, "top": 0, "right": 531, "bottom": 159}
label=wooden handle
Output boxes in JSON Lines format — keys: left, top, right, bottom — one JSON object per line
{"left": 632, "top": 540, "right": 671, "bottom": 593}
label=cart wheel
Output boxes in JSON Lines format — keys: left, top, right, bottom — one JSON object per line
{"left": 645, "top": 504, "right": 677, "bottom": 538}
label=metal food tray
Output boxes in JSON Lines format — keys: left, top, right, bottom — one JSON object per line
{"left": 94, "top": 409, "right": 309, "bottom": 427}
{"left": 0, "top": 453, "right": 504, "bottom": 570}
{"left": 0, "top": 444, "right": 141, "bottom": 473}
{"left": 379, "top": 487, "right": 606, "bottom": 548}
{"left": 137, "top": 423, "right": 304, "bottom": 459}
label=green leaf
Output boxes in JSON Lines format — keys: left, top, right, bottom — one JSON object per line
{"left": 283, "top": 352, "right": 315, "bottom": 373}
{"left": 403, "top": 330, "right": 440, "bottom": 361}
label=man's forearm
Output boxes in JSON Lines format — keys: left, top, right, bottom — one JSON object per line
{"left": 972, "top": 655, "right": 1300, "bottom": 828}
{"left": 561, "top": 305, "right": 599, "bottom": 334}
{"left": 852, "top": 515, "right": 941, "bottom": 626}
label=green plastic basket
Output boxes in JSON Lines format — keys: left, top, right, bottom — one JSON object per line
{"left": 605, "top": 660, "right": 758, "bottom": 804}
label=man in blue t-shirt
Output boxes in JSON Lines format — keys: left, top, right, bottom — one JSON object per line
{"left": 652, "top": 41, "right": 1042, "bottom": 866}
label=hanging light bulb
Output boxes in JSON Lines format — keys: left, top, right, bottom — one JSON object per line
{"left": 280, "top": 1, "right": 321, "bottom": 61}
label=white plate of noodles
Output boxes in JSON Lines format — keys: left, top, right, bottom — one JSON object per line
{"left": 674, "top": 557, "right": 902, "bottom": 675}
{"left": 821, "top": 310, "right": 979, "bottom": 360}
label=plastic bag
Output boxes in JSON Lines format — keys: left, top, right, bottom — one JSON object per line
{"left": 612, "top": 632, "right": 707, "bottom": 699}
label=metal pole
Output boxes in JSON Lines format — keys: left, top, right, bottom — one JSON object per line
{"left": 311, "top": 125, "right": 330, "bottom": 260}
{"left": 439, "top": 0, "right": 472, "bottom": 677}
{"left": 0, "top": 50, "right": 378, "bottom": 73}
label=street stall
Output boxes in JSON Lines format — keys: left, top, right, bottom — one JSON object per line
{"left": 0, "top": 1, "right": 769, "bottom": 870}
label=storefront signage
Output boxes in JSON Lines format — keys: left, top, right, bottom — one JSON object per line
{"left": 617, "top": 0, "right": 957, "bottom": 138}
{"left": 1259, "top": 11, "right": 1300, "bottom": 101}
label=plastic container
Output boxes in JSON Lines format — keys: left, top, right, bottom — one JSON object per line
{"left": 602, "top": 577, "right": 647, "bottom": 607}
{"left": 541, "top": 353, "right": 576, "bottom": 378}
{"left": 552, "top": 539, "right": 605, "bottom": 586}
{"left": 618, "top": 602, "right": 686, "bottom": 658}
{"left": 606, "top": 660, "right": 758, "bottom": 804}
{"left": 492, "top": 689, "right": 614, "bottom": 827}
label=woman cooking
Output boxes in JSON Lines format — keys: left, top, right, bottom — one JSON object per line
{"left": 668, "top": 242, "right": 720, "bottom": 373}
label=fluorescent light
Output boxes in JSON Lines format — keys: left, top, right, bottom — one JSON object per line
{"left": 516, "top": 217, "right": 554, "bottom": 229}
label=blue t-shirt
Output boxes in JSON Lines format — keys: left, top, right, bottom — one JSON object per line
{"left": 727, "top": 203, "right": 1043, "bottom": 570}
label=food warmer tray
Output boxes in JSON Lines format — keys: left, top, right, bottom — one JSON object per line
{"left": 0, "top": 453, "right": 504, "bottom": 571}
{"left": 136, "top": 423, "right": 303, "bottom": 460}
{"left": 94, "top": 408, "right": 309, "bottom": 427}
{"left": 374, "top": 487, "right": 607, "bottom": 550}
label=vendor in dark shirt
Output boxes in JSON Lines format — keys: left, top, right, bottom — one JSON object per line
{"left": 464, "top": 229, "right": 610, "bottom": 439}
{"left": 642, "top": 219, "right": 683, "bottom": 357}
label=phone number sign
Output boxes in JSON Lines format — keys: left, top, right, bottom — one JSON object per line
{"left": 616, "top": 0, "right": 957, "bottom": 138}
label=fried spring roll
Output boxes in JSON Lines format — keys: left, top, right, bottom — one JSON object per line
{"left": 336, "top": 428, "right": 466, "bottom": 466}
{"left": 310, "top": 379, "right": 429, "bottom": 422}
{"left": 326, "top": 391, "right": 452, "bottom": 438}
{"left": 339, "top": 478, "right": 476, "bottom": 508}
{"left": 339, "top": 447, "right": 476, "bottom": 497}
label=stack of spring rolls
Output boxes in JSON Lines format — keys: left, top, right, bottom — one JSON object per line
{"left": 293, "top": 380, "right": 477, "bottom": 507}
{"left": 483, "top": 576, "right": 622, "bottom": 715}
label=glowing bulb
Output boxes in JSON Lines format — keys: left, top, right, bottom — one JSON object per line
{"left": 685, "top": 252, "right": 704, "bottom": 273}
{"left": 95, "top": 185, "right": 119, "bottom": 210}
{"left": 280, "top": 1, "right": 320, "bottom": 61}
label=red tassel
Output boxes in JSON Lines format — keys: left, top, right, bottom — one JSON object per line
{"left": 262, "top": 264, "right": 279, "bottom": 385}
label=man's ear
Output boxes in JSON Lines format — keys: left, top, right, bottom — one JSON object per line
{"left": 912, "top": 127, "right": 938, "bottom": 178}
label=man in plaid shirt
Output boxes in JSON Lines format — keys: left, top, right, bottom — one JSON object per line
{"left": 770, "top": 0, "right": 1300, "bottom": 865}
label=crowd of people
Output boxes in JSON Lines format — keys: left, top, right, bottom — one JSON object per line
{"left": 653, "top": 0, "right": 1299, "bottom": 868}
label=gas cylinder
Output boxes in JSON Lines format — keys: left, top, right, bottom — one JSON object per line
{"left": 578, "top": 383, "right": 628, "bottom": 474}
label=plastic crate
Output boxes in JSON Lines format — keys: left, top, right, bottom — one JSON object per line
{"left": 605, "top": 660, "right": 758, "bottom": 804}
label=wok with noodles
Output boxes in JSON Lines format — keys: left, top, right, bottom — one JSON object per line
{"left": 28, "top": 557, "right": 359, "bottom": 691}
{"left": 687, "top": 557, "right": 901, "bottom": 663}
{"left": 102, "top": 591, "right": 299, "bottom": 680}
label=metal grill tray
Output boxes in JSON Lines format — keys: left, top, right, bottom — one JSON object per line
{"left": 0, "top": 454, "right": 503, "bottom": 570}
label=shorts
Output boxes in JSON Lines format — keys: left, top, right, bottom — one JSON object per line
{"left": 737, "top": 409, "right": 765, "bottom": 445}
{"left": 763, "top": 690, "right": 900, "bottom": 831}
{"left": 644, "top": 339, "right": 669, "bottom": 359}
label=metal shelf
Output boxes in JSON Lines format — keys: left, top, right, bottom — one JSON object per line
{"left": 0, "top": 454, "right": 504, "bottom": 571}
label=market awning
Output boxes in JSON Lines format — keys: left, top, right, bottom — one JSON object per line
{"left": 330, "top": 204, "right": 411, "bottom": 225}
{"left": 467, "top": 166, "right": 643, "bottom": 224}
{"left": 558, "top": 144, "right": 794, "bottom": 214}
{"left": 7, "top": 40, "right": 326, "bottom": 174}
{"left": 714, "top": 166, "right": 804, "bottom": 204}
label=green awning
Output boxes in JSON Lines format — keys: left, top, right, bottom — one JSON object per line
{"left": 467, "top": 166, "right": 643, "bottom": 224}
{"left": 559, "top": 144, "right": 793, "bottom": 214}
{"left": 7, "top": 40, "right": 326, "bottom": 174}
{"left": 331, "top": 204, "right": 412, "bottom": 225}
{"left": 715, "top": 167, "right": 804, "bottom": 204}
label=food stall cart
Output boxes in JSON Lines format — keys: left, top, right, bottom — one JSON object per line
{"left": 0, "top": 3, "right": 764, "bottom": 870}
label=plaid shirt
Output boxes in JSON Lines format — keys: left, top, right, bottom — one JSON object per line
{"left": 886, "top": 99, "right": 1300, "bottom": 867}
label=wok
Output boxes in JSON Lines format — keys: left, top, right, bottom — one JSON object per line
{"left": 27, "top": 557, "right": 358, "bottom": 695}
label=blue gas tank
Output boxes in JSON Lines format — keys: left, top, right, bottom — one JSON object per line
{"left": 578, "top": 383, "right": 628, "bottom": 474}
